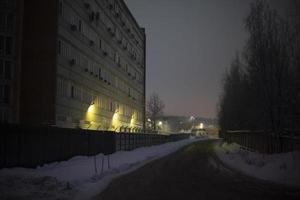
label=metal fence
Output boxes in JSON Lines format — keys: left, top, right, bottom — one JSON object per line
{"left": 223, "top": 130, "right": 300, "bottom": 154}
{"left": 0, "top": 124, "right": 190, "bottom": 168}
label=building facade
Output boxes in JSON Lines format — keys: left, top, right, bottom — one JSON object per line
{"left": 0, "top": 0, "right": 23, "bottom": 123}
{"left": 0, "top": 0, "right": 146, "bottom": 132}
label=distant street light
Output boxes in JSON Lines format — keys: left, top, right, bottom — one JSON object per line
{"left": 200, "top": 123, "right": 204, "bottom": 129}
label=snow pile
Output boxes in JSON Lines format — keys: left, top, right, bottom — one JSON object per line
{"left": 215, "top": 142, "right": 300, "bottom": 186}
{"left": 0, "top": 137, "right": 205, "bottom": 200}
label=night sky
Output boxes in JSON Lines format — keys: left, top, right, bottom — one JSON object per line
{"left": 124, "top": 0, "right": 287, "bottom": 118}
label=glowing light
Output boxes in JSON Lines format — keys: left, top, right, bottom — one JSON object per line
{"left": 87, "top": 104, "right": 95, "bottom": 113}
{"left": 112, "top": 110, "right": 121, "bottom": 132}
{"left": 130, "top": 112, "right": 137, "bottom": 133}
{"left": 200, "top": 123, "right": 204, "bottom": 129}
{"left": 85, "top": 104, "right": 96, "bottom": 123}
{"left": 158, "top": 121, "right": 162, "bottom": 126}
{"left": 147, "top": 118, "right": 151, "bottom": 122}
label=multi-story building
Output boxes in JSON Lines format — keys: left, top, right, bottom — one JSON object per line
{"left": 0, "top": 0, "right": 25, "bottom": 124}
{"left": 0, "top": 0, "right": 146, "bottom": 132}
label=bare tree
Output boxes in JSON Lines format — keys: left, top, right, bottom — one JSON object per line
{"left": 147, "top": 93, "right": 165, "bottom": 132}
{"left": 244, "top": 0, "right": 295, "bottom": 135}
{"left": 219, "top": 0, "right": 300, "bottom": 135}
{"left": 218, "top": 53, "right": 251, "bottom": 131}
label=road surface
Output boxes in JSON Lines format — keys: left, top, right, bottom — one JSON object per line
{"left": 94, "top": 140, "right": 299, "bottom": 200}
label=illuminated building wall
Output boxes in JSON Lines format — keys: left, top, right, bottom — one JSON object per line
{"left": 2, "top": 0, "right": 146, "bottom": 132}
{"left": 55, "top": 0, "right": 146, "bottom": 132}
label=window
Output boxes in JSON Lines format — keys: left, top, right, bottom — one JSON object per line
{"left": 0, "top": 35, "right": 4, "bottom": 55}
{"left": 0, "top": 14, "right": 6, "bottom": 32}
{"left": 71, "top": 85, "right": 74, "bottom": 98}
{"left": 58, "top": 40, "right": 69, "bottom": 57}
{"left": 59, "top": 0, "right": 63, "bottom": 16}
{"left": 0, "top": 84, "right": 10, "bottom": 104}
{"left": 4, "top": 85, "right": 9, "bottom": 103}
{"left": 109, "top": 101, "right": 113, "bottom": 112}
{"left": 6, "top": 13, "right": 14, "bottom": 32}
{"left": 99, "top": 39, "right": 102, "bottom": 49}
{"left": 115, "top": 52, "right": 119, "bottom": 64}
{"left": 0, "top": 60, "right": 3, "bottom": 77}
{"left": 78, "top": 19, "right": 82, "bottom": 32}
{"left": 58, "top": 40, "right": 61, "bottom": 54}
{"left": 4, "top": 61, "right": 11, "bottom": 79}
{"left": 98, "top": 67, "right": 102, "bottom": 78}
{"left": 5, "top": 37, "right": 12, "bottom": 55}
{"left": 0, "top": 60, "right": 12, "bottom": 80}
{"left": 80, "top": 54, "right": 88, "bottom": 70}
{"left": 0, "top": 108, "right": 9, "bottom": 122}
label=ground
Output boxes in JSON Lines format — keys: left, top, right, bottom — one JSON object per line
{"left": 94, "top": 140, "right": 300, "bottom": 200}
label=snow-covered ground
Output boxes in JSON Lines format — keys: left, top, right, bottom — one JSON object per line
{"left": 215, "top": 142, "right": 300, "bottom": 187}
{"left": 0, "top": 137, "right": 206, "bottom": 200}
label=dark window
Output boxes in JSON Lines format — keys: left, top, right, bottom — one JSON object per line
{"left": 5, "top": 37, "right": 12, "bottom": 55}
{"left": 0, "top": 84, "right": 10, "bottom": 103}
{"left": 6, "top": 13, "right": 14, "bottom": 32}
{"left": 0, "top": 59, "right": 3, "bottom": 77}
{"left": 0, "top": 36, "right": 4, "bottom": 55}
{"left": 58, "top": 40, "right": 61, "bottom": 54}
{"left": 99, "top": 39, "right": 102, "bottom": 49}
{"left": 0, "top": 14, "right": 5, "bottom": 32}
{"left": 98, "top": 68, "right": 102, "bottom": 78}
{"left": 78, "top": 20, "right": 82, "bottom": 32}
{"left": 0, "top": 85, "right": 3, "bottom": 102}
{"left": 4, "top": 60, "right": 11, "bottom": 79}
{"left": 4, "top": 85, "right": 9, "bottom": 103}
{"left": 110, "top": 101, "right": 113, "bottom": 111}
{"left": 59, "top": 0, "right": 63, "bottom": 16}
{"left": 71, "top": 86, "right": 74, "bottom": 98}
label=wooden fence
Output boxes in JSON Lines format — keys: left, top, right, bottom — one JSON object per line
{"left": 223, "top": 130, "right": 300, "bottom": 154}
{"left": 0, "top": 124, "right": 190, "bottom": 168}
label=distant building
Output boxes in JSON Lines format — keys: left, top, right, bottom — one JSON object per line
{"left": 0, "top": 0, "right": 146, "bottom": 132}
{"left": 156, "top": 116, "right": 217, "bottom": 134}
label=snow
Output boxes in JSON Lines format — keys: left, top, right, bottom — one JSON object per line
{"left": 0, "top": 136, "right": 206, "bottom": 200}
{"left": 215, "top": 142, "right": 300, "bottom": 187}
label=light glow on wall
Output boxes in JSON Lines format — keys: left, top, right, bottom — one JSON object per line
{"left": 130, "top": 112, "right": 137, "bottom": 132}
{"left": 112, "top": 110, "right": 121, "bottom": 132}
{"left": 86, "top": 103, "right": 96, "bottom": 122}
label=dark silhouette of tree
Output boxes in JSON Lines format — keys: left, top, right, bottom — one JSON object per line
{"left": 218, "top": 54, "right": 250, "bottom": 131}
{"left": 244, "top": 0, "right": 296, "bottom": 135}
{"left": 147, "top": 93, "right": 165, "bottom": 132}
{"left": 219, "top": 0, "right": 300, "bottom": 136}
